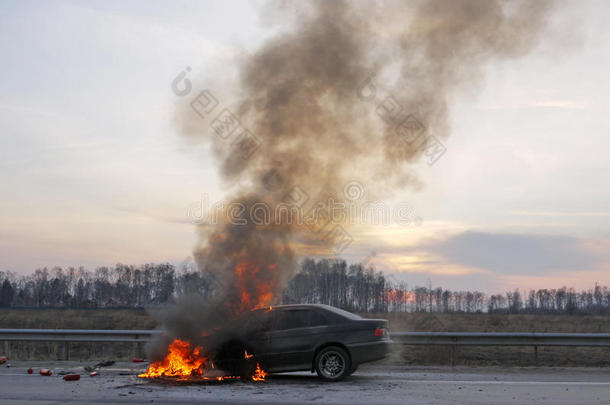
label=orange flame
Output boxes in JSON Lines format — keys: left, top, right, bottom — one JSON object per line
{"left": 138, "top": 339, "right": 207, "bottom": 378}
{"left": 139, "top": 339, "right": 268, "bottom": 381}
{"left": 234, "top": 262, "right": 277, "bottom": 313}
{"left": 252, "top": 363, "right": 266, "bottom": 381}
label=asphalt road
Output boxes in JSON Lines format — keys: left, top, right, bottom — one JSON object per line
{"left": 0, "top": 361, "right": 609, "bottom": 404}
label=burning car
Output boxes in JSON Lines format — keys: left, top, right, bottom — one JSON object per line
{"left": 141, "top": 304, "right": 392, "bottom": 382}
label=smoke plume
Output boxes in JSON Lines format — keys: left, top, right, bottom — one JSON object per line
{"left": 157, "top": 0, "right": 556, "bottom": 353}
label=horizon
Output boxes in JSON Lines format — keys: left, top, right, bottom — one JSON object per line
{"left": 1, "top": 257, "right": 608, "bottom": 298}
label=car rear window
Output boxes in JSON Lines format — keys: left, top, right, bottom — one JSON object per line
{"left": 323, "top": 306, "right": 363, "bottom": 321}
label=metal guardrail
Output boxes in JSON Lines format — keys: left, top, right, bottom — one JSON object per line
{"left": 0, "top": 329, "right": 159, "bottom": 343}
{"left": 1, "top": 329, "right": 609, "bottom": 364}
{"left": 390, "top": 332, "right": 610, "bottom": 347}
{"left": 0, "top": 329, "right": 160, "bottom": 360}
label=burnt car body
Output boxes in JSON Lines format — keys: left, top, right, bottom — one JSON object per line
{"left": 211, "top": 304, "right": 392, "bottom": 381}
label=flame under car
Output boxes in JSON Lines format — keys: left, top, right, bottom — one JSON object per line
{"left": 211, "top": 304, "right": 392, "bottom": 381}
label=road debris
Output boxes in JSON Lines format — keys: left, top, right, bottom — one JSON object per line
{"left": 39, "top": 369, "right": 52, "bottom": 376}
{"left": 62, "top": 374, "right": 81, "bottom": 381}
{"left": 84, "top": 360, "right": 115, "bottom": 372}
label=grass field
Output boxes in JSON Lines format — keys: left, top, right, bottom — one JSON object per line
{"left": 362, "top": 312, "right": 610, "bottom": 333}
{"left": 1, "top": 309, "right": 609, "bottom": 366}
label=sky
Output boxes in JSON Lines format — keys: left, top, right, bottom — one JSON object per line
{"left": 1, "top": 0, "right": 609, "bottom": 293}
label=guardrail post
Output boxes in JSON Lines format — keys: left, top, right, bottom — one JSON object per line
{"left": 534, "top": 345, "right": 538, "bottom": 365}
{"left": 450, "top": 345, "right": 456, "bottom": 367}
{"left": 64, "top": 342, "right": 70, "bottom": 360}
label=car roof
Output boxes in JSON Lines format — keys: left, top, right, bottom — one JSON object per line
{"left": 267, "top": 304, "right": 335, "bottom": 311}
{"left": 265, "top": 304, "right": 362, "bottom": 320}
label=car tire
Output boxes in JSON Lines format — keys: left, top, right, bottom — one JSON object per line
{"left": 314, "top": 346, "right": 351, "bottom": 382}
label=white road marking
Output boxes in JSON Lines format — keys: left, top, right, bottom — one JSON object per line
{"left": 399, "top": 379, "right": 610, "bottom": 386}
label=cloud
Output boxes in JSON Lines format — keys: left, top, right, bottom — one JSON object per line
{"left": 340, "top": 227, "right": 610, "bottom": 290}
{"left": 421, "top": 231, "right": 599, "bottom": 275}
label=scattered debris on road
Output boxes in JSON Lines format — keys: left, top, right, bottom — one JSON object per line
{"left": 90, "top": 371, "right": 99, "bottom": 377}
{"left": 27, "top": 368, "right": 33, "bottom": 374}
{"left": 62, "top": 374, "right": 80, "bottom": 381}
{"left": 131, "top": 358, "right": 145, "bottom": 363}
{"left": 84, "top": 360, "right": 115, "bottom": 372}
{"left": 39, "top": 369, "right": 52, "bottom": 376}
{"left": 0, "top": 357, "right": 8, "bottom": 364}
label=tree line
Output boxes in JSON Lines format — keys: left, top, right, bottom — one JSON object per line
{"left": 1, "top": 260, "right": 609, "bottom": 314}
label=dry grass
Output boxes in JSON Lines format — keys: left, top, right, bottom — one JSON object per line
{"left": 362, "top": 312, "right": 610, "bottom": 333}
{"left": 0, "top": 308, "right": 158, "bottom": 330}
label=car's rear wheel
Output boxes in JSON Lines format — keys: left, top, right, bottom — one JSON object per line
{"left": 314, "top": 346, "right": 351, "bottom": 381}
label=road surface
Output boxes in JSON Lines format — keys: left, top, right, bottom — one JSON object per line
{"left": 0, "top": 361, "right": 608, "bottom": 404}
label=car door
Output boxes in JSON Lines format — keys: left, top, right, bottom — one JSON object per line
{"left": 240, "top": 310, "right": 273, "bottom": 362}
{"left": 265, "top": 309, "right": 329, "bottom": 371}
